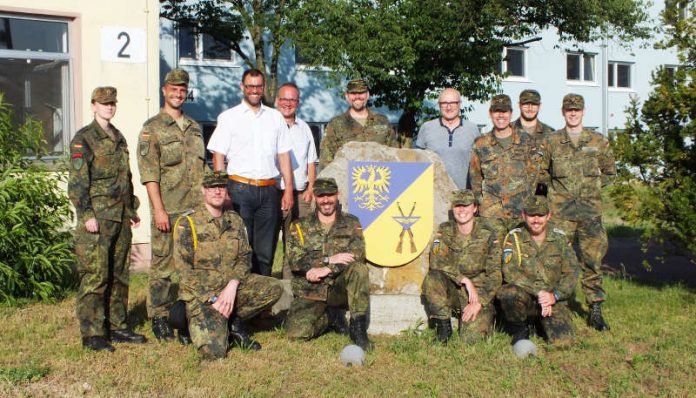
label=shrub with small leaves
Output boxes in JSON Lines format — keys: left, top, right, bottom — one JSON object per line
{"left": 0, "top": 93, "right": 75, "bottom": 303}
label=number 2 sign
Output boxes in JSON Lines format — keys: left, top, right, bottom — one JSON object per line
{"left": 101, "top": 27, "right": 146, "bottom": 63}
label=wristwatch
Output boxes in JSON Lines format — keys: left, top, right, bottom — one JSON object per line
{"left": 322, "top": 256, "right": 330, "bottom": 264}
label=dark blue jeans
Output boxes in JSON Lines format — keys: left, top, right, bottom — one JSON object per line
{"left": 227, "top": 180, "right": 280, "bottom": 276}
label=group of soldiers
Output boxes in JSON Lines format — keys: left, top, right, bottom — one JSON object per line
{"left": 67, "top": 67, "right": 614, "bottom": 359}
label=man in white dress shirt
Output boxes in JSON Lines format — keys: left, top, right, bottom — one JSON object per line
{"left": 275, "top": 82, "right": 318, "bottom": 279}
{"left": 207, "top": 68, "right": 294, "bottom": 276}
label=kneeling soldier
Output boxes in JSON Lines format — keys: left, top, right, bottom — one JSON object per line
{"left": 171, "top": 171, "right": 282, "bottom": 360}
{"left": 498, "top": 195, "right": 580, "bottom": 346}
{"left": 285, "top": 178, "right": 372, "bottom": 350}
{"left": 422, "top": 190, "right": 502, "bottom": 344}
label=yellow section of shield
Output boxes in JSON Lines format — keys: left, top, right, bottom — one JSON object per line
{"left": 363, "top": 165, "right": 434, "bottom": 267}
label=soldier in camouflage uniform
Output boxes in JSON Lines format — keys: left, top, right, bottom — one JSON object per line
{"left": 513, "top": 89, "right": 555, "bottom": 145}
{"left": 137, "top": 68, "right": 207, "bottom": 341}
{"left": 69, "top": 87, "right": 146, "bottom": 352}
{"left": 421, "top": 190, "right": 502, "bottom": 344}
{"left": 469, "top": 94, "right": 543, "bottom": 230}
{"left": 285, "top": 178, "right": 372, "bottom": 350}
{"left": 498, "top": 195, "right": 580, "bottom": 346}
{"left": 540, "top": 93, "right": 616, "bottom": 331}
{"left": 318, "top": 79, "right": 399, "bottom": 170}
{"left": 170, "top": 171, "right": 282, "bottom": 360}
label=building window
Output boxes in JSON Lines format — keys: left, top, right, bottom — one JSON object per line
{"left": 503, "top": 47, "right": 526, "bottom": 78}
{"left": 178, "top": 26, "right": 233, "bottom": 63}
{"left": 567, "top": 52, "right": 595, "bottom": 82}
{"left": 608, "top": 62, "right": 632, "bottom": 88}
{"left": 665, "top": 0, "right": 690, "bottom": 24}
{"left": 0, "top": 15, "right": 72, "bottom": 157}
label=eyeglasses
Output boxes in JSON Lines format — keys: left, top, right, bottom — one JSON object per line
{"left": 278, "top": 97, "right": 299, "bottom": 103}
{"left": 438, "top": 101, "right": 460, "bottom": 107}
{"left": 243, "top": 84, "right": 264, "bottom": 91}
{"left": 205, "top": 186, "right": 227, "bottom": 192}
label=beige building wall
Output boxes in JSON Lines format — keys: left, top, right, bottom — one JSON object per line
{"left": 0, "top": 0, "right": 160, "bottom": 243}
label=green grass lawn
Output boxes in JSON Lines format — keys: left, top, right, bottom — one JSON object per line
{"left": 1, "top": 273, "right": 695, "bottom": 397}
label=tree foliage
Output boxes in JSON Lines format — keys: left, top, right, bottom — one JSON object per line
{"left": 290, "top": 0, "right": 650, "bottom": 135}
{"left": 609, "top": 1, "right": 696, "bottom": 257}
{"left": 0, "top": 94, "right": 75, "bottom": 303}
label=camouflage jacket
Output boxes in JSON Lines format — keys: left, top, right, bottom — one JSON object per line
{"left": 137, "top": 110, "right": 206, "bottom": 214}
{"left": 429, "top": 219, "right": 502, "bottom": 306}
{"left": 173, "top": 205, "right": 251, "bottom": 304}
{"left": 286, "top": 209, "right": 366, "bottom": 301}
{"left": 502, "top": 226, "right": 579, "bottom": 301}
{"left": 469, "top": 126, "right": 543, "bottom": 220}
{"left": 540, "top": 128, "right": 616, "bottom": 220}
{"left": 513, "top": 118, "right": 555, "bottom": 146}
{"left": 319, "top": 109, "right": 397, "bottom": 169}
{"left": 68, "top": 120, "right": 138, "bottom": 223}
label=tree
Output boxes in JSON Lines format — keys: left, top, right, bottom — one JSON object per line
{"left": 161, "top": 0, "right": 298, "bottom": 105}
{"left": 609, "top": 0, "right": 696, "bottom": 256}
{"left": 0, "top": 94, "right": 75, "bottom": 302}
{"left": 290, "top": 0, "right": 651, "bottom": 138}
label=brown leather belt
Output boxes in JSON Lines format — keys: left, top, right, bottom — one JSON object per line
{"left": 229, "top": 174, "right": 277, "bottom": 187}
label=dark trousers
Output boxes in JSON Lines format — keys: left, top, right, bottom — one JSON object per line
{"left": 228, "top": 180, "right": 280, "bottom": 276}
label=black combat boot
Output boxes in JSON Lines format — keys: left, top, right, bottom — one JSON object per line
{"left": 588, "top": 302, "right": 610, "bottom": 331}
{"left": 433, "top": 318, "right": 453, "bottom": 344}
{"left": 168, "top": 300, "right": 192, "bottom": 345}
{"left": 82, "top": 336, "right": 115, "bottom": 352}
{"left": 510, "top": 321, "right": 530, "bottom": 345}
{"left": 349, "top": 315, "right": 373, "bottom": 351}
{"left": 110, "top": 329, "right": 147, "bottom": 344}
{"left": 228, "top": 316, "right": 261, "bottom": 350}
{"left": 327, "top": 307, "right": 349, "bottom": 335}
{"left": 152, "top": 316, "right": 174, "bottom": 341}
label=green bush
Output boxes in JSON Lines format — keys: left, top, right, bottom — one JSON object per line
{"left": 0, "top": 93, "right": 75, "bottom": 303}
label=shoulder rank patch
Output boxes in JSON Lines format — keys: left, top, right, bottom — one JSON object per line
{"left": 553, "top": 227, "right": 566, "bottom": 236}
{"left": 139, "top": 140, "right": 149, "bottom": 156}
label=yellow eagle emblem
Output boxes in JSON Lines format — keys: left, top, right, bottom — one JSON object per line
{"left": 352, "top": 165, "right": 391, "bottom": 211}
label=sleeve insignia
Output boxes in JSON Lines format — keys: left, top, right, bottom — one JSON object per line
{"left": 431, "top": 239, "right": 440, "bottom": 255}
{"left": 553, "top": 227, "right": 567, "bottom": 236}
{"left": 71, "top": 154, "right": 84, "bottom": 170}
{"left": 502, "top": 248, "right": 513, "bottom": 264}
{"left": 139, "top": 140, "right": 150, "bottom": 156}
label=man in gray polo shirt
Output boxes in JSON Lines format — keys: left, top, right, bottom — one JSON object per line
{"left": 415, "top": 88, "right": 480, "bottom": 189}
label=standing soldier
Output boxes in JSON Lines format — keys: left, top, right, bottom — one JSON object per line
{"left": 169, "top": 171, "right": 282, "bottom": 360}
{"left": 319, "top": 79, "right": 399, "bottom": 170}
{"left": 69, "top": 87, "right": 146, "bottom": 351}
{"left": 285, "top": 178, "right": 372, "bottom": 351}
{"left": 469, "top": 94, "right": 543, "bottom": 229}
{"left": 513, "top": 89, "right": 555, "bottom": 145}
{"left": 498, "top": 195, "right": 580, "bottom": 346}
{"left": 138, "top": 68, "right": 207, "bottom": 341}
{"left": 422, "top": 190, "right": 502, "bottom": 344}
{"left": 541, "top": 93, "right": 616, "bottom": 331}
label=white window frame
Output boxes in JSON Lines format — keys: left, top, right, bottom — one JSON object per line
{"left": 177, "top": 26, "right": 238, "bottom": 67}
{"left": 566, "top": 52, "right": 597, "bottom": 86}
{"left": 0, "top": 13, "right": 74, "bottom": 159}
{"left": 501, "top": 47, "right": 528, "bottom": 81}
{"left": 607, "top": 61, "right": 633, "bottom": 90}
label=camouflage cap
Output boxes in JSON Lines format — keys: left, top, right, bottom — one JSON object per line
{"left": 346, "top": 79, "right": 369, "bottom": 93}
{"left": 519, "top": 89, "right": 541, "bottom": 104}
{"left": 313, "top": 178, "right": 338, "bottom": 196}
{"left": 164, "top": 68, "right": 190, "bottom": 86}
{"left": 489, "top": 94, "right": 512, "bottom": 112}
{"left": 450, "top": 189, "right": 476, "bottom": 207}
{"left": 202, "top": 170, "right": 229, "bottom": 187}
{"left": 91, "top": 86, "right": 117, "bottom": 104}
{"left": 562, "top": 93, "right": 584, "bottom": 110}
{"left": 523, "top": 195, "right": 550, "bottom": 215}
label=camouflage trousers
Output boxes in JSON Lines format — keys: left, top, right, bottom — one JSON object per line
{"left": 281, "top": 190, "right": 313, "bottom": 280}
{"left": 75, "top": 219, "right": 131, "bottom": 338}
{"left": 422, "top": 270, "right": 495, "bottom": 343}
{"left": 498, "top": 284, "right": 574, "bottom": 345}
{"left": 147, "top": 224, "right": 176, "bottom": 317}
{"left": 186, "top": 274, "right": 282, "bottom": 360}
{"left": 555, "top": 216, "right": 607, "bottom": 304}
{"left": 286, "top": 263, "right": 369, "bottom": 341}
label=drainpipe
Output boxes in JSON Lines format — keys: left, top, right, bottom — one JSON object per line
{"left": 601, "top": 35, "right": 608, "bottom": 135}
